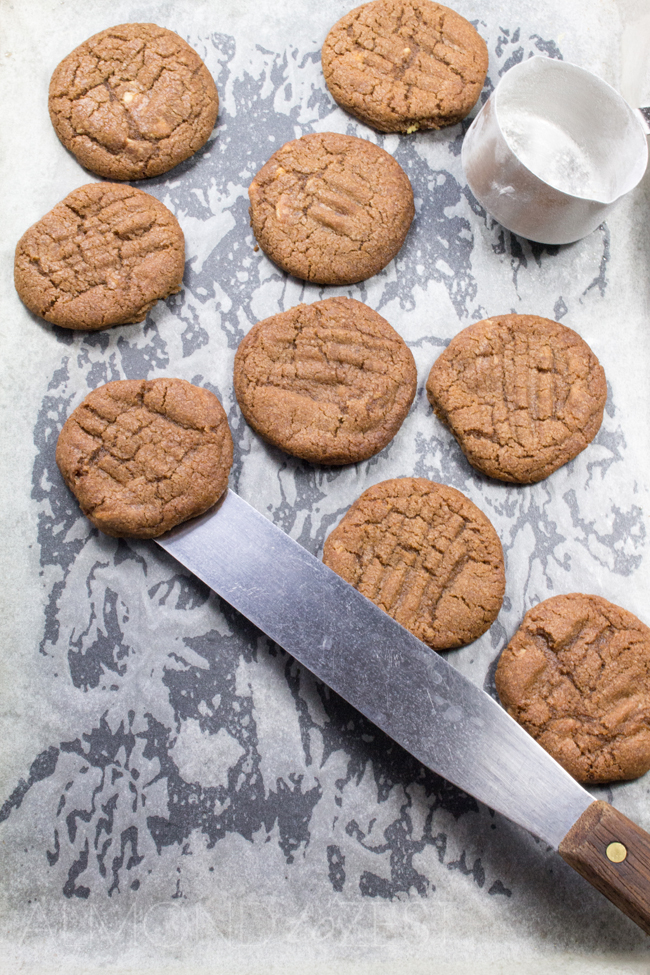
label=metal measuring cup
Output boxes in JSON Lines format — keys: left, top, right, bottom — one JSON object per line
{"left": 461, "top": 56, "right": 650, "bottom": 245}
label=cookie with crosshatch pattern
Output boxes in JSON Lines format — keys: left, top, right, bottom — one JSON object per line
{"left": 234, "top": 297, "right": 417, "bottom": 464}
{"left": 14, "top": 182, "right": 184, "bottom": 330}
{"left": 48, "top": 22, "right": 218, "bottom": 180}
{"left": 323, "top": 477, "right": 505, "bottom": 650}
{"left": 496, "top": 594, "right": 650, "bottom": 784}
{"left": 426, "top": 314, "right": 607, "bottom": 483}
{"left": 248, "top": 131, "right": 414, "bottom": 284}
{"left": 321, "top": 0, "right": 488, "bottom": 133}
{"left": 56, "top": 378, "right": 233, "bottom": 538}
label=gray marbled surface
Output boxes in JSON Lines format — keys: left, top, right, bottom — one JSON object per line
{"left": 2, "top": 1, "right": 650, "bottom": 972}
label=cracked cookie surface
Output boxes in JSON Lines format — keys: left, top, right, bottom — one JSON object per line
{"left": 56, "top": 378, "right": 233, "bottom": 538}
{"left": 496, "top": 594, "right": 650, "bottom": 784}
{"left": 49, "top": 22, "right": 218, "bottom": 180}
{"left": 248, "top": 132, "right": 414, "bottom": 285}
{"left": 322, "top": 477, "right": 504, "bottom": 650}
{"left": 426, "top": 314, "right": 607, "bottom": 484}
{"left": 14, "top": 182, "right": 185, "bottom": 330}
{"left": 321, "top": 0, "right": 488, "bottom": 134}
{"left": 234, "top": 297, "right": 417, "bottom": 464}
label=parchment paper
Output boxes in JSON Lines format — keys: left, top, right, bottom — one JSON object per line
{"left": 2, "top": 0, "right": 650, "bottom": 971}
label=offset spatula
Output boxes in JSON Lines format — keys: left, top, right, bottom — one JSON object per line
{"left": 157, "top": 489, "right": 650, "bottom": 934}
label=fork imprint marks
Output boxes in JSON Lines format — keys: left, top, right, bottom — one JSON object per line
{"left": 426, "top": 314, "right": 608, "bottom": 483}
{"left": 323, "top": 477, "right": 505, "bottom": 650}
{"left": 248, "top": 132, "right": 414, "bottom": 285}
{"left": 234, "top": 297, "right": 417, "bottom": 464}
{"left": 322, "top": 0, "right": 488, "bottom": 133}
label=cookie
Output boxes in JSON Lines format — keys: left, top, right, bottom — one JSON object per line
{"left": 425, "top": 314, "right": 607, "bottom": 483}
{"left": 48, "top": 23, "right": 218, "bottom": 180}
{"left": 496, "top": 594, "right": 650, "bottom": 784}
{"left": 322, "top": 477, "right": 505, "bottom": 650}
{"left": 234, "top": 297, "right": 417, "bottom": 464}
{"left": 14, "top": 182, "right": 184, "bottom": 330}
{"left": 321, "top": 0, "right": 488, "bottom": 134}
{"left": 248, "top": 132, "right": 414, "bottom": 285}
{"left": 56, "top": 378, "right": 233, "bottom": 539}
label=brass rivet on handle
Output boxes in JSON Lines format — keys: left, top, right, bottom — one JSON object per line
{"left": 606, "top": 841, "right": 628, "bottom": 863}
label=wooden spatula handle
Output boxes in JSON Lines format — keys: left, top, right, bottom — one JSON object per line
{"left": 559, "top": 800, "right": 650, "bottom": 934}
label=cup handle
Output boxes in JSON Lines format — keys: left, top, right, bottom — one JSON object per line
{"left": 636, "top": 106, "right": 650, "bottom": 134}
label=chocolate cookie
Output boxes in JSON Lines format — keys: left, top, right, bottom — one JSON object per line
{"left": 426, "top": 314, "right": 607, "bottom": 483}
{"left": 49, "top": 23, "right": 218, "bottom": 180}
{"left": 14, "top": 182, "right": 184, "bottom": 330}
{"left": 322, "top": 477, "right": 505, "bottom": 650}
{"left": 234, "top": 297, "right": 417, "bottom": 464}
{"left": 321, "top": 0, "right": 488, "bottom": 134}
{"left": 496, "top": 594, "right": 650, "bottom": 784}
{"left": 56, "top": 378, "right": 233, "bottom": 539}
{"left": 248, "top": 132, "right": 414, "bottom": 285}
